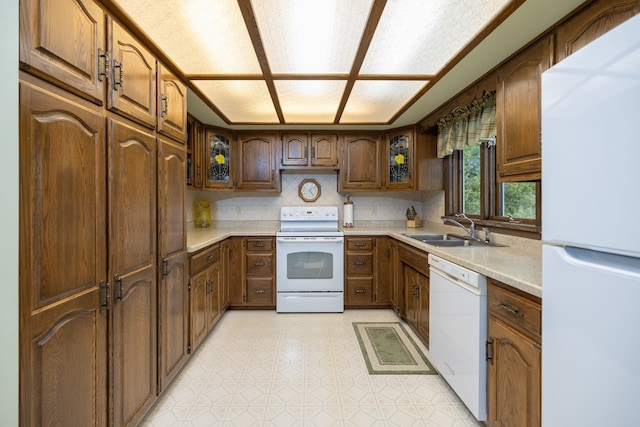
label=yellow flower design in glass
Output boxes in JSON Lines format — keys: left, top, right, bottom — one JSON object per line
{"left": 215, "top": 154, "right": 225, "bottom": 165}
{"left": 394, "top": 154, "right": 405, "bottom": 165}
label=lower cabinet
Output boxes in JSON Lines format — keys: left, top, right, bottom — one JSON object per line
{"left": 398, "top": 243, "right": 430, "bottom": 347}
{"left": 344, "top": 236, "right": 395, "bottom": 307}
{"left": 487, "top": 279, "right": 542, "bottom": 427}
{"left": 229, "top": 237, "right": 276, "bottom": 308}
{"left": 188, "top": 244, "right": 221, "bottom": 353}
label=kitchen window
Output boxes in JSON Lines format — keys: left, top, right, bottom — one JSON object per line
{"left": 446, "top": 142, "right": 541, "bottom": 238}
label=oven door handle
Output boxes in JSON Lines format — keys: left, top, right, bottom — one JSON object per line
{"left": 277, "top": 237, "right": 344, "bottom": 243}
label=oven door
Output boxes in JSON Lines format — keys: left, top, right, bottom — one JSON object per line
{"left": 276, "top": 236, "right": 344, "bottom": 292}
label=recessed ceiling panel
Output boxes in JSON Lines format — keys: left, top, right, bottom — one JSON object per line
{"left": 275, "top": 80, "right": 347, "bottom": 123}
{"left": 360, "top": 0, "right": 511, "bottom": 75}
{"left": 340, "top": 80, "right": 428, "bottom": 123}
{"left": 113, "top": 0, "right": 262, "bottom": 74}
{"left": 251, "top": 0, "right": 373, "bottom": 74}
{"left": 194, "top": 80, "right": 279, "bottom": 123}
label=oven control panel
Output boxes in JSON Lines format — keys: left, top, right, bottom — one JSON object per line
{"left": 280, "top": 206, "right": 339, "bottom": 221}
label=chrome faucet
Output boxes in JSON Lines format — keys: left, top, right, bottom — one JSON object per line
{"left": 444, "top": 213, "right": 476, "bottom": 239}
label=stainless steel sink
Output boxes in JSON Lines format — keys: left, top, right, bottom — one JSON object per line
{"left": 402, "top": 233, "right": 462, "bottom": 241}
{"left": 402, "top": 233, "right": 507, "bottom": 248}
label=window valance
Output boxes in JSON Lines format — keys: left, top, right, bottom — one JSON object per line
{"left": 436, "top": 91, "right": 496, "bottom": 158}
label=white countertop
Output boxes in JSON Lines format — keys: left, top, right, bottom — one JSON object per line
{"left": 187, "top": 222, "right": 542, "bottom": 298}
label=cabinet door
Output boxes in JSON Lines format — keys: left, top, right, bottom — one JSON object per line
{"left": 487, "top": 318, "right": 542, "bottom": 427}
{"left": 189, "top": 269, "right": 208, "bottom": 353}
{"left": 224, "top": 238, "right": 244, "bottom": 306}
{"left": 157, "top": 138, "right": 189, "bottom": 392}
{"left": 19, "top": 81, "right": 108, "bottom": 426}
{"left": 339, "top": 134, "right": 381, "bottom": 191}
{"left": 496, "top": 36, "right": 551, "bottom": 181}
{"left": 375, "top": 237, "right": 395, "bottom": 306}
{"left": 384, "top": 129, "right": 414, "bottom": 190}
{"left": 555, "top": 0, "right": 640, "bottom": 62}
{"left": 403, "top": 265, "right": 418, "bottom": 327}
{"left": 237, "top": 133, "right": 280, "bottom": 191}
{"left": 108, "top": 17, "right": 157, "bottom": 128}
{"left": 207, "top": 263, "right": 221, "bottom": 330}
{"left": 204, "top": 128, "right": 234, "bottom": 189}
{"left": 281, "top": 133, "right": 308, "bottom": 166}
{"left": 108, "top": 118, "right": 157, "bottom": 425}
{"left": 416, "top": 272, "right": 429, "bottom": 344}
{"left": 187, "top": 115, "right": 204, "bottom": 188}
{"left": 20, "top": 0, "right": 106, "bottom": 104}
{"left": 158, "top": 63, "right": 187, "bottom": 142}
{"left": 310, "top": 133, "right": 339, "bottom": 167}
{"left": 346, "top": 278, "right": 374, "bottom": 305}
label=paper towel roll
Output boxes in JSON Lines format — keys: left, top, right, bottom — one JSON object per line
{"left": 343, "top": 202, "right": 353, "bottom": 228}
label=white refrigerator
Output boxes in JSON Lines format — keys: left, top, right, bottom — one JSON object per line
{"left": 541, "top": 13, "right": 640, "bottom": 427}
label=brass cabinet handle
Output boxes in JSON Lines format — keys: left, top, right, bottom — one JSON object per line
{"left": 254, "top": 241, "right": 265, "bottom": 247}
{"left": 254, "top": 289, "right": 265, "bottom": 294}
{"left": 499, "top": 302, "right": 524, "bottom": 317}
{"left": 354, "top": 261, "right": 367, "bottom": 266}
{"left": 354, "top": 289, "right": 366, "bottom": 294}
{"left": 254, "top": 262, "right": 265, "bottom": 267}
{"left": 354, "top": 242, "right": 366, "bottom": 247}
{"left": 206, "top": 254, "right": 214, "bottom": 260}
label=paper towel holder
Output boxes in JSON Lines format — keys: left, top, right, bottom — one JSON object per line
{"left": 343, "top": 195, "right": 354, "bottom": 228}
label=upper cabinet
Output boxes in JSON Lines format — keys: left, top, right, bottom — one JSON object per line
{"left": 157, "top": 63, "right": 187, "bottom": 142}
{"left": 19, "top": 0, "right": 107, "bottom": 104}
{"left": 281, "top": 133, "right": 339, "bottom": 169}
{"left": 186, "top": 114, "right": 203, "bottom": 188}
{"left": 237, "top": 133, "right": 281, "bottom": 191}
{"left": 107, "top": 17, "right": 157, "bottom": 129}
{"left": 204, "top": 128, "right": 235, "bottom": 190}
{"left": 383, "top": 128, "right": 415, "bottom": 190}
{"left": 555, "top": 0, "right": 640, "bottom": 62}
{"left": 339, "top": 133, "right": 382, "bottom": 192}
{"left": 496, "top": 36, "right": 551, "bottom": 182}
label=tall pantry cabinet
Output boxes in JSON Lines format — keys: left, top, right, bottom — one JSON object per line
{"left": 18, "top": 0, "right": 188, "bottom": 425}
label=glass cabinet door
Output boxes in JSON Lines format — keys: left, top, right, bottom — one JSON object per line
{"left": 385, "top": 128, "right": 414, "bottom": 189}
{"left": 205, "top": 129, "right": 234, "bottom": 189}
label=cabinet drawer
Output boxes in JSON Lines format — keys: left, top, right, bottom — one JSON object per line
{"left": 246, "top": 238, "right": 273, "bottom": 252}
{"left": 246, "top": 278, "right": 274, "bottom": 304}
{"left": 346, "top": 278, "right": 373, "bottom": 304}
{"left": 190, "top": 245, "right": 219, "bottom": 275}
{"left": 246, "top": 254, "right": 273, "bottom": 275}
{"left": 346, "top": 238, "right": 374, "bottom": 251}
{"left": 488, "top": 282, "right": 541, "bottom": 340}
{"left": 346, "top": 254, "right": 373, "bottom": 275}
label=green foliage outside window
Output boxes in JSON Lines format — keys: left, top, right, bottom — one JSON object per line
{"left": 463, "top": 145, "right": 481, "bottom": 215}
{"left": 502, "top": 182, "right": 536, "bottom": 219}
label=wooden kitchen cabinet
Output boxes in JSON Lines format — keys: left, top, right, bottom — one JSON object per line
{"left": 108, "top": 117, "right": 158, "bottom": 426}
{"left": 487, "top": 279, "right": 542, "bottom": 427}
{"left": 496, "top": 35, "right": 551, "bottom": 182}
{"left": 339, "top": 133, "right": 382, "bottom": 191}
{"left": 19, "top": 0, "right": 107, "bottom": 104}
{"left": 236, "top": 133, "right": 280, "bottom": 191}
{"left": 204, "top": 127, "right": 235, "bottom": 190}
{"left": 554, "top": 0, "right": 640, "bottom": 63}
{"left": 344, "top": 236, "right": 395, "bottom": 307}
{"left": 107, "top": 17, "right": 157, "bottom": 129}
{"left": 383, "top": 128, "right": 415, "bottom": 190}
{"left": 189, "top": 244, "right": 221, "bottom": 353}
{"left": 157, "top": 137, "right": 189, "bottom": 393}
{"left": 187, "top": 114, "right": 204, "bottom": 188}
{"left": 220, "top": 238, "right": 242, "bottom": 310}
{"left": 281, "top": 132, "right": 339, "bottom": 169}
{"left": 398, "top": 243, "right": 430, "bottom": 346}
{"left": 229, "top": 237, "right": 276, "bottom": 307}
{"left": 19, "top": 77, "right": 109, "bottom": 427}
{"left": 157, "top": 62, "right": 188, "bottom": 142}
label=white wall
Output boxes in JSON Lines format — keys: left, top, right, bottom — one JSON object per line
{"left": 1, "top": 0, "right": 20, "bottom": 424}
{"left": 187, "top": 173, "right": 444, "bottom": 226}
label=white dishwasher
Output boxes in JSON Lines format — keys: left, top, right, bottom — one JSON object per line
{"left": 428, "top": 254, "right": 487, "bottom": 422}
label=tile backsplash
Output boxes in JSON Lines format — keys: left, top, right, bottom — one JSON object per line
{"left": 187, "top": 173, "right": 445, "bottom": 226}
